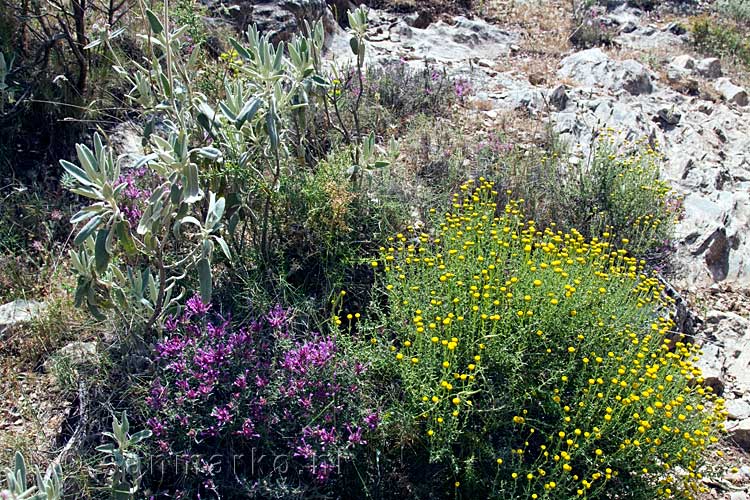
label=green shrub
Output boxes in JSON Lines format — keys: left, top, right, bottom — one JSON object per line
{"left": 690, "top": 16, "right": 750, "bottom": 67}
{"left": 718, "top": 0, "right": 750, "bottom": 24}
{"left": 570, "top": 2, "right": 614, "bottom": 49}
{"left": 276, "top": 147, "right": 405, "bottom": 297}
{"left": 471, "top": 133, "right": 677, "bottom": 261}
{"left": 362, "top": 179, "right": 726, "bottom": 498}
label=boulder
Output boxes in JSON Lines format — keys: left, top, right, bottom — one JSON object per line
{"left": 702, "top": 310, "right": 750, "bottom": 394}
{"left": 549, "top": 84, "right": 568, "bottom": 111}
{"left": 669, "top": 54, "right": 695, "bottom": 72}
{"left": 0, "top": 300, "right": 47, "bottom": 333}
{"left": 43, "top": 341, "right": 99, "bottom": 373}
{"left": 730, "top": 418, "right": 750, "bottom": 452}
{"left": 696, "top": 57, "right": 722, "bottom": 79}
{"left": 726, "top": 399, "right": 750, "bottom": 421}
{"left": 714, "top": 77, "right": 749, "bottom": 106}
{"left": 220, "top": 0, "right": 338, "bottom": 45}
{"left": 558, "top": 48, "right": 652, "bottom": 95}
{"left": 694, "top": 341, "right": 725, "bottom": 395}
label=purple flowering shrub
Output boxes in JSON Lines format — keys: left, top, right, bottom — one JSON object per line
{"left": 146, "top": 295, "right": 379, "bottom": 495}
{"left": 361, "top": 60, "right": 456, "bottom": 118}
{"left": 117, "top": 165, "right": 152, "bottom": 228}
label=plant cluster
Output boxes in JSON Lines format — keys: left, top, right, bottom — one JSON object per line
{"left": 1, "top": 452, "right": 62, "bottom": 500}
{"left": 474, "top": 131, "right": 678, "bottom": 260}
{"left": 362, "top": 179, "right": 726, "bottom": 498}
{"left": 690, "top": 15, "right": 750, "bottom": 68}
{"left": 144, "top": 295, "right": 379, "bottom": 496}
{"left": 718, "top": 0, "right": 750, "bottom": 24}
{"left": 570, "top": 1, "right": 614, "bottom": 49}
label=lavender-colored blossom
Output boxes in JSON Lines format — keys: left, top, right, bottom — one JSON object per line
{"left": 266, "top": 304, "right": 287, "bottom": 329}
{"left": 185, "top": 294, "right": 210, "bottom": 316}
{"left": 364, "top": 411, "right": 380, "bottom": 430}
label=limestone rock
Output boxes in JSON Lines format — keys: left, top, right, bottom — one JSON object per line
{"left": 220, "top": 0, "right": 336, "bottom": 45}
{"left": 695, "top": 341, "right": 725, "bottom": 395}
{"left": 669, "top": 54, "right": 695, "bottom": 72}
{"left": 558, "top": 48, "right": 652, "bottom": 95}
{"left": 549, "top": 84, "right": 568, "bottom": 110}
{"left": 43, "top": 341, "right": 99, "bottom": 373}
{"left": 726, "top": 399, "right": 750, "bottom": 421}
{"left": 0, "top": 300, "right": 47, "bottom": 333}
{"left": 714, "top": 78, "right": 749, "bottom": 106}
{"left": 730, "top": 418, "right": 750, "bottom": 452}
{"left": 696, "top": 57, "right": 722, "bottom": 79}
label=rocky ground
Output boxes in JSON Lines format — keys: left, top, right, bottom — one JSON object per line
{"left": 1, "top": 0, "right": 748, "bottom": 495}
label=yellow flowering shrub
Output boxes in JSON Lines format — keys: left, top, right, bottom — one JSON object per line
{"left": 365, "top": 179, "right": 726, "bottom": 499}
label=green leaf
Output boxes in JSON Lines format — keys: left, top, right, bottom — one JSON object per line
{"left": 236, "top": 97, "right": 262, "bottom": 128}
{"left": 115, "top": 221, "right": 137, "bottom": 256}
{"left": 349, "top": 36, "right": 359, "bottom": 56}
{"left": 71, "top": 208, "right": 102, "bottom": 224}
{"left": 75, "top": 215, "right": 103, "bottom": 245}
{"left": 266, "top": 109, "right": 279, "bottom": 151}
{"left": 60, "top": 159, "right": 95, "bottom": 187}
{"left": 198, "top": 258, "right": 212, "bottom": 303}
{"left": 94, "top": 228, "right": 110, "bottom": 274}
{"left": 87, "top": 302, "right": 107, "bottom": 321}
{"left": 14, "top": 452, "right": 27, "bottom": 491}
{"left": 229, "top": 38, "right": 252, "bottom": 61}
{"left": 145, "top": 9, "right": 164, "bottom": 34}
{"left": 195, "top": 147, "right": 222, "bottom": 161}
{"left": 214, "top": 236, "right": 231, "bottom": 260}
{"left": 219, "top": 101, "right": 237, "bottom": 122}
{"left": 310, "top": 75, "right": 329, "bottom": 88}
{"left": 183, "top": 163, "right": 202, "bottom": 203}
{"left": 129, "top": 430, "right": 152, "bottom": 444}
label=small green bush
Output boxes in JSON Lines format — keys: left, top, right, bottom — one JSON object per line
{"left": 570, "top": 2, "right": 614, "bottom": 49}
{"left": 690, "top": 16, "right": 750, "bottom": 67}
{"left": 361, "top": 179, "right": 726, "bottom": 498}
{"left": 475, "top": 133, "right": 677, "bottom": 260}
{"left": 718, "top": 0, "right": 750, "bottom": 24}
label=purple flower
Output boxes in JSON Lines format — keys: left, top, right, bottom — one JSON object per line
{"left": 364, "top": 411, "right": 380, "bottom": 430}
{"left": 313, "top": 461, "right": 335, "bottom": 483}
{"left": 294, "top": 440, "right": 315, "bottom": 460}
{"left": 346, "top": 424, "right": 366, "bottom": 445}
{"left": 186, "top": 294, "right": 210, "bottom": 316}
{"left": 148, "top": 418, "right": 166, "bottom": 437}
{"left": 281, "top": 337, "right": 336, "bottom": 375}
{"left": 266, "top": 304, "right": 287, "bottom": 329}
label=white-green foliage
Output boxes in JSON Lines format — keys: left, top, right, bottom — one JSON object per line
{"left": 62, "top": 9, "right": 232, "bottom": 328}
{"left": 1, "top": 452, "right": 63, "bottom": 500}
{"left": 718, "top": 0, "right": 750, "bottom": 23}
{"left": 96, "top": 412, "right": 151, "bottom": 500}
{"left": 62, "top": 6, "right": 395, "bottom": 326}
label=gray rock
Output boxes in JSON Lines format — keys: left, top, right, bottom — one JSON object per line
{"left": 726, "top": 399, "right": 750, "bottom": 421}
{"left": 657, "top": 106, "right": 681, "bottom": 125}
{"left": 729, "top": 491, "right": 749, "bottom": 500}
{"left": 665, "top": 22, "right": 686, "bottom": 35}
{"left": 549, "top": 84, "right": 568, "bottom": 110}
{"left": 43, "top": 341, "right": 99, "bottom": 373}
{"left": 731, "top": 418, "right": 750, "bottom": 452}
{"left": 224, "top": 0, "right": 336, "bottom": 45}
{"left": 696, "top": 57, "right": 722, "bottom": 79}
{"left": 695, "top": 341, "right": 725, "bottom": 395}
{"left": 670, "top": 54, "right": 695, "bottom": 72}
{"left": 0, "top": 300, "right": 47, "bottom": 333}
{"left": 620, "top": 21, "right": 638, "bottom": 33}
{"left": 714, "top": 78, "right": 749, "bottom": 106}
{"left": 557, "top": 48, "right": 652, "bottom": 95}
